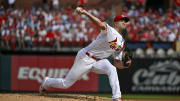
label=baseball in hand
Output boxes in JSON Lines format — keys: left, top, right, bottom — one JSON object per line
{"left": 76, "top": 7, "right": 83, "bottom": 14}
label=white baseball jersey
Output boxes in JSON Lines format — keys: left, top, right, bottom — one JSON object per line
{"left": 84, "top": 23, "right": 125, "bottom": 60}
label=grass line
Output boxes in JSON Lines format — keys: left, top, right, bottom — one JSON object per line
{"left": 87, "top": 94, "right": 180, "bottom": 99}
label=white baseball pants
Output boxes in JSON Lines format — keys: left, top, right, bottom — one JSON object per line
{"left": 43, "top": 49, "right": 121, "bottom": 99}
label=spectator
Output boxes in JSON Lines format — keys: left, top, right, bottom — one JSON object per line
{"left": 168, "top": 31, "right": 176, "bottom": 42}
{"left": 0, "top": 4, "right": 179, "bottom": 51}
{"left": 52, "top": 0, "right": 59, "bottom": 10}
{"left": 8, "top": 0, "right": 15, "bottom": 8}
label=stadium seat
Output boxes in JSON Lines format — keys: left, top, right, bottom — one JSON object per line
{"left": 135, "top": 48, "right": 145, "bottom": 58}
{"left": 167, "top": 48, "right": 177, "bottom": 58}
{"left": 156, "top": 48, "right": 166, "bottom": 58}
{"left": 145, "top": 48, "right": 155, "bottom": 58}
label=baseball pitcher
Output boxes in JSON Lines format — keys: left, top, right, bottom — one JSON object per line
{"left": 39, "top": 7, "right": 132, "bottom": 101}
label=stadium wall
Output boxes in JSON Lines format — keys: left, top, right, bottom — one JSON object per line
{"left": 0, "top": 54, "right": 11, "bottom": 91}
{"left": 0, "top": 54, "right": 180, "bottom": 94}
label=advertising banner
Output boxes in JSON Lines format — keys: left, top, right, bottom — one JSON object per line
{"left": 118, "top": 58, "right": 180, "bottom": 94}
{"left": 11, "top": 56, "right": 98, "bottom": 92}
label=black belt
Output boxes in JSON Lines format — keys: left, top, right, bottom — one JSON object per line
{"left": 85, "top": 52, "right": 100, "bottom": 61}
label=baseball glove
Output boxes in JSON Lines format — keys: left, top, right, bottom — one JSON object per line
{"left": 122, "top": 50, "right": 133, "bottom": 67}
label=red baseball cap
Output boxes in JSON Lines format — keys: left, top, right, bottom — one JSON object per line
{"left": 114, "top": 14, "right": 129, "bottom": 22}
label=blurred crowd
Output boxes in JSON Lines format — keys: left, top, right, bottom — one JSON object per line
{"left": 0, "top": 7, "right": 105, "bottom": 50}
{"left": 126, "top": 6, "right": 180, "bottom": 42}
{"left": 0, "top": 1, "right": 180, "bottom": 56}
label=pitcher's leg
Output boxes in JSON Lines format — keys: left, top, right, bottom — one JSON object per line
{"left": 43, "top": 77, "right": 73, "bottom": 89}
{"left": 43, "top": 55, "right": 94, "bottom": 90}
{"left": 92, "top": 59, "right": 121, "bottom": 99}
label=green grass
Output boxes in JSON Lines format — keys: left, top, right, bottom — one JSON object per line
{"left": 123, "top": 94, "right": 180, "bottom": 99}
{"left": 87, "top": 94, "right": 180, "bottom": 99}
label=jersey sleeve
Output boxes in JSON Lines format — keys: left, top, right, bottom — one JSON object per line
{"left": 101, "top": 23, "right": 121, "bottom": 42}
{"left": 101, "top": 23, "right": 113, "bottom": 35}
{"left": 105, "top": 23, "right": 113, "bottom": 35}
{"left": 113, "top": 51, "right": 123, "bottom": 60}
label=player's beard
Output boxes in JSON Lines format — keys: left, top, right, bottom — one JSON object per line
{"left": 118, "top": 23, "right": 128, "bottom": 41}
{"left": 114, "top": 22, "right": 127, "bottom": 40}
{"left": 116, "top": 23, "right": 126, "bottom": 33}
{"left": 115, "top": 25, "right": 123, "bottom": 33}
{"left": 121, "top": 29, "right": 128, "bottom": 41}
{"left": 114, "top": 20, "right": 129, "bottom": 42}
{"left": 115, "top": 26, "right": 128, "bottom": 41}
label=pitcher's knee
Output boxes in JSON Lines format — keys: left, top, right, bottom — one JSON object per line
{"left": 109, "top": 67, "right": 117, "bottom": 74}
{"left": 62, "top": 84, "right": 71, "bottom": 89}
{"left": 62, "top": 80, "right": 74, "bottom": 89}
{"left": 107, "top": 65, "right": 117, "bottom": 76}
{"left": 103, "top": 59, "right": 113, "bottom": 67}
{"left": 102, "top": 59, "right": 117, "bottom": 75}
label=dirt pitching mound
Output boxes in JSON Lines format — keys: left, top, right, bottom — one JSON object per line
{"left": 0, "top": 93, "right": 179, "bottom": 101}
{"left": 0, "top": 93, "right": 111, "bottom": 101}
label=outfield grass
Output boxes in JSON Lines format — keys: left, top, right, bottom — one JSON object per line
{"left": 88, "top": 94, "right": 180, "bottom": 99}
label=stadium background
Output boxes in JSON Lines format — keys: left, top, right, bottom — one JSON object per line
{"left": 0, "top": 0, "right": 180, "bottom": 101}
